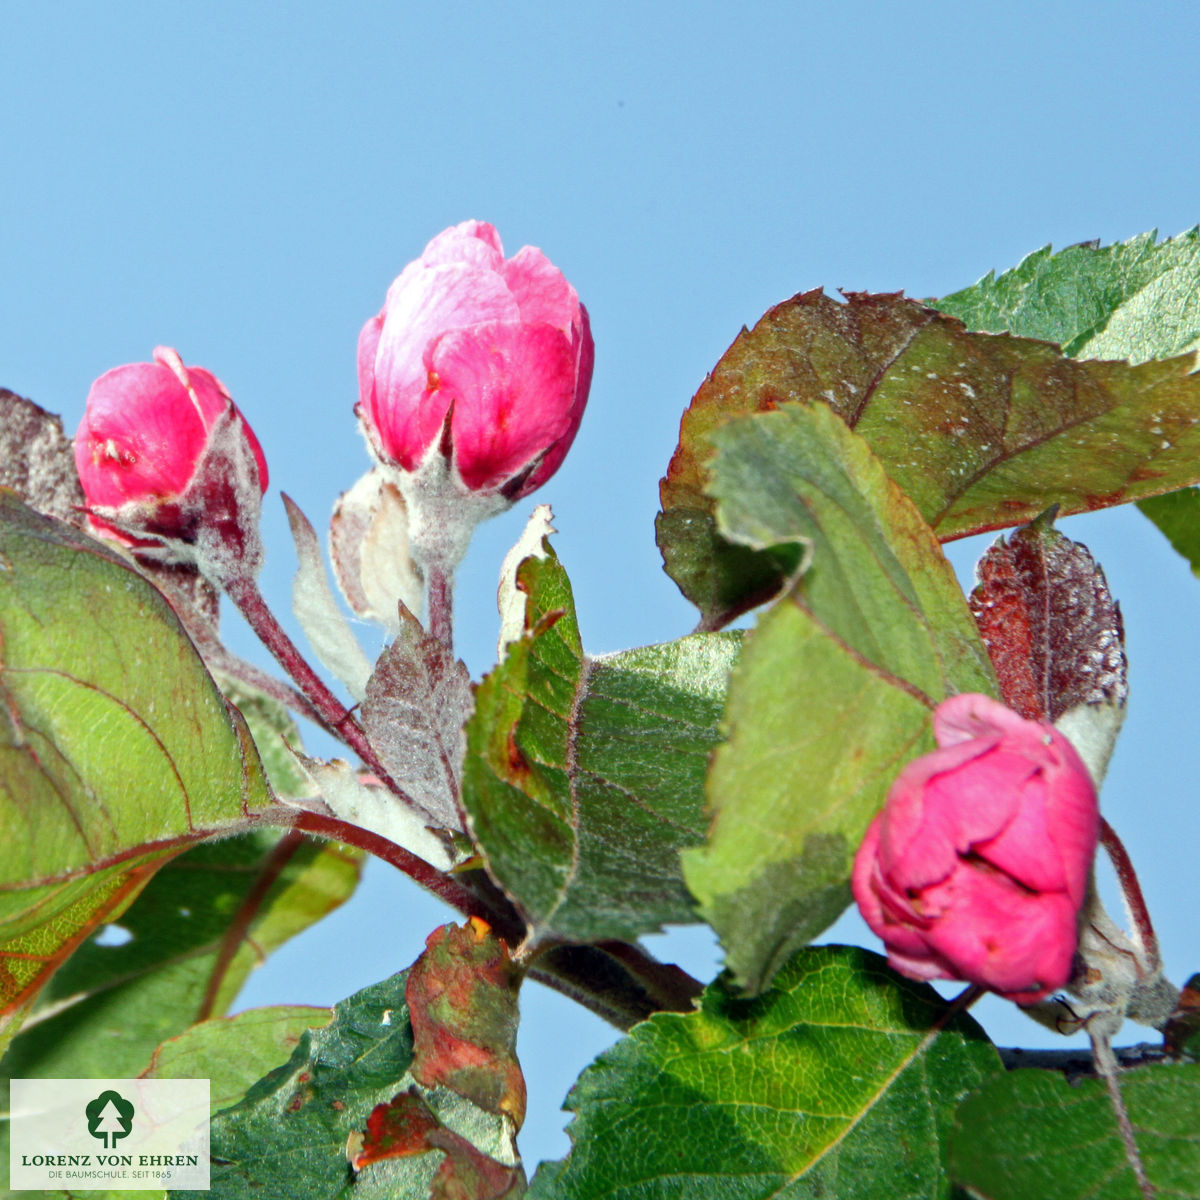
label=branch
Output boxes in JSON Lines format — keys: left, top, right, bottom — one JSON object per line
{"left": 263, "top": 806, "right": 705, "bottom": 1032}
{"left": 531, "top": 943, "right": 703, "bottom": 1031}
{"left": 998, "top": 1042, "right": 1172, "bottom": 1077}
{"left": 222, "top": 575, "right": 422, "bottom": 812}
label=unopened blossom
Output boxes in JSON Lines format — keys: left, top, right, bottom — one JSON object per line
{"left": 357, "top": 220, "right": 593, "bottom": 505}
{"left": 851, "top": 693, "right": 1098, "bottom": 1003}
{"left": 75, "top": 346, "right": 268, "bottom": 576}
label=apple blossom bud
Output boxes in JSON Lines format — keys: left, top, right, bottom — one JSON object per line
{"left": 355, "top": 222, "right": 593, "bottom": 596}
{"left": 74, "top": 347, "right": 268, "bottom": 579}
{"left": 358, "top": 220, "right": 592, "bottom": 499}
{"left": 851, "top": 693, "right": 1099, "bottom": 1004}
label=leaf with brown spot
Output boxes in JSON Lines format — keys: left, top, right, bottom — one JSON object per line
{"left": 352, "top": 922, "right": 528, "bottom": 1199}
{"left": 208, "top": 924, "right": 528, "bottom": 1197}
{"left": 406, "top": 919, "right": 525, "bottom": 1128}
{"left": 658, "top": 289, "right": 1200, "bottom": 626}
{"left": 351, "top": 1090, "right": 442, "bottom": 1169}
{"left": 969, "top": 513, "right": 1127, "bottom": 723}
{"left": 352, "top": 1090, "right": 525, "bottom": 1200}
{"left": 208, "top": 968, "right": 419, "bottom": 1197}
{"left": 461, "top": 538, "right": 740, "bottom": 948}
{"left": 427, "top": 1126, "right": 525, "bottom": 1200}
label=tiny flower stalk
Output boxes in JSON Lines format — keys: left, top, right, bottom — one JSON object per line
{"left": 1098, "top": 816, "right": 1160, "bottom": 976}
{"left": 356, "top": 220, "right": 594, "bottom": 646}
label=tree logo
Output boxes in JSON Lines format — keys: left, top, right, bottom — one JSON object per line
{"left": 85, "top": 1089, "right": 135, "bottom": 1149}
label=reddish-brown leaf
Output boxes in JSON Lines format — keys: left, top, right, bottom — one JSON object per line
{"left": 0, "top": 389, "right": 85, "bottom": 526}
{"left": 406, "top": 918, "right": 526, "bottom": 1129}
{"left": 969, "top": 514, "right": 1127, "bottom": 722}
{"left": 350, "top": 1090, "right": 441, "bottom": 1169}
{"left": 351, "top": 1089, "right": 524, "bottom": 1199}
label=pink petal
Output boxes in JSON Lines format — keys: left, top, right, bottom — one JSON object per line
{"left": 934, "top": 692, "right": 1033, "bottom": 748}
{"left": 419, "top": 220, "right": 505, "bottom": 269}
{"left": 851, "top": 817, "right": 887, "bottom": 932}
{"left": 431, "top": 321, "right": 576, "bottom": 491}
{"left": 854, "top": 820, "right": 935, "bottom": 957}
{"left": 876, "top": 739, "right": 992, "bottom": 887}
{"left": 885, "top": 945, "right": 959, "bottom": 984}
{"left": 76, "top": 361, "right": 211, "bottom": 505}
{"left": 1042, "top": 731, "right": 1101, "bottom": 906}
{"left": 501, "top": 245, "right": 580, "bottom": 334}
{"left": 357, "top": 312, "right": 384, "bottom": 413}
{"left": 973, "top": 781, "right": 1070, "bottom": 895}
{"left": 516, "top": 303, "right": 594, "bottom": 497}
{"left": 169, "top": 356, "right": 269, "bottom": 491}
{"left": 922, "top": 864, "right": 1078, "bottom": 999}
{"left": 369, "top": 266, "right": 518, "bottom": 467}
{"left": 926, "top": 746, "right": 1033, "bottom": 846}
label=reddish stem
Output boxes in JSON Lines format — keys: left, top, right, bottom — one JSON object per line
{"left": 288, "top": 810, "right": 489, "bottom": 919}
{"left": 275, "top": 812, "right": 707, "bottom": 1032}
{"left": 1099, "top": 818, "right": 1160, "bottom": 973}
{"left": 222, "top": 574, "right": 413, "bottom": 802}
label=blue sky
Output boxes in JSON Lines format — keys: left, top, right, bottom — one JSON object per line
{"left": 4, "top": 1, "right": 1200, "bottom": 1169}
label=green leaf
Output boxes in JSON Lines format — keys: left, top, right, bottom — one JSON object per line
{"left": 461, "top": 540, "right": 740, "bottom": 947}
{"left": 211, "top": 922, "right": 528, "bottom": 1199}
{"left": 209, "top": 969, "right": 416, "bottom": 1198}
{"left": 531, "top": 945, "right": 1002, "bottom": 1200}
{"left": 683, "top": 404, "right": 996, "bottom": 991}
{"left": 0, "top": 495, "right": 275, "bottom": 1031}
{"left": 1137, "top": 488, "right": 1200, "bottom": 577}
{"left": 217, "top": 675, "right": 319, "bottom": 799}
{"left": 1, "top": 830, "right": 361, "bottom": 1082}
{"left": 949, "top": 1064, "right": 1200, "bottom": 1199}
{"left": 934, "top": 230, "right": 1200, "bottom": 579}
{"left": 350, "top": 922, "right": 526, "bottom": 1198}
{"left": 658, "top": 288, "right": 1200, "bottom": 626}
{"left": 934, "top": 227, "right": 1200, "bottom": 361}
{"left": 144, "top": 1005, "right": 332, "bottom": 1112}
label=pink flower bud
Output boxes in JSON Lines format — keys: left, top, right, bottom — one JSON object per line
{"left": 75, "top": 347, "right": 268, "bottom": 575}
{"left": 851, "top": 693, "right": 1099, "bottom": 1003}
{"left": 356, "top": 220, "right": 593, "bottom": 499}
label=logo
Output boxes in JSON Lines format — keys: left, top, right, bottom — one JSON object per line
{"left": 9, "top": 1079, "right": 210, "bottom": 1191}
{"left": 85, "top": 1089, "right": 135, "bottom": 1149}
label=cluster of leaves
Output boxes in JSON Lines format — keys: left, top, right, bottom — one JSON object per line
{"left": 2, "top": 230, "right": 1200, "bottom": 1197}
